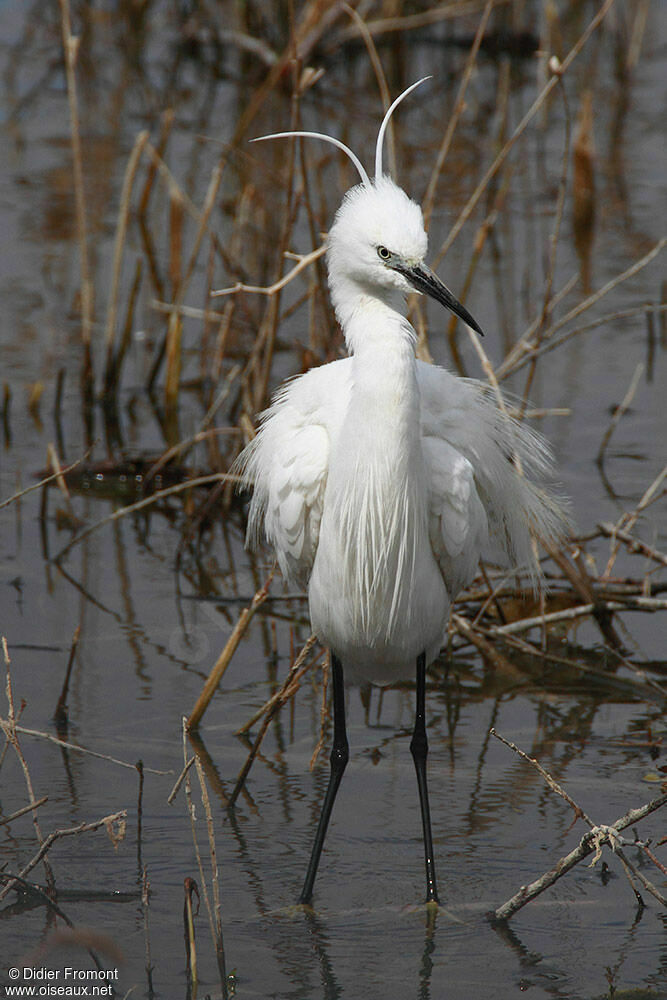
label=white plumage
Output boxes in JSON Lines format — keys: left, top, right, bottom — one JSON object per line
{"left": 239, "top": 173, "right": 564, "bottom": 685}
{"left": 242, "top": 351, "right": 562, "bottom": 683}
{"left": 236, "top": 81, "right": 567, "bottom": 904}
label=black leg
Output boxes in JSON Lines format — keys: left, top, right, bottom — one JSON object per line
{"left": 410, "top": 651, "right": 439, "bottom": 905}
{"left": 299, "top": 651, "right": 349, "bottom": 905}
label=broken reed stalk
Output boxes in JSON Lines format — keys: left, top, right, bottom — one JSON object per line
{"left": 187, "top": 574, "right": 274, "bottom": 731}
{"left": 136, "top": 759, "right": 145, "bottom": 872}
{"left": 57, "top": 0, "right": 94, "bottom": 401}
{"left": 53, "top": 623, "right": 81, "bottom": 728}
{"left": 450, "top": 614, "right": 525, "bottom": 680}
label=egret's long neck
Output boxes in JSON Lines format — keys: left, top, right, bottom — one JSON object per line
{"left": 336, "top": 296, "right": 421, "bottom": 464}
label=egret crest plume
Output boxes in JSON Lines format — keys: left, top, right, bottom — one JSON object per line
{"left": 374, "top": 76, "right": 431, "bottom": 180}
{"left": 251, "top": 77, "right": 432, "bottom": 187}
{"left": 251, "top": 131, "right": 371, "bottom": 188}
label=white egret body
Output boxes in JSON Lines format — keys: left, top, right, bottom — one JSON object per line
{"left": 238, "top": 82, "right": 566, "bottom": 905}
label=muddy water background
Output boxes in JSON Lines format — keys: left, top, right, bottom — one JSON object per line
{"left": 1, "top": 2, "right": 666, "bottom": 998}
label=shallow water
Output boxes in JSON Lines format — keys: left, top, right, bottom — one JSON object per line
{"left": 1, "top": 2, "right": 666, "bottom": 998}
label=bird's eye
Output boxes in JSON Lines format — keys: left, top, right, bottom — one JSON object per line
{"left": 377, "top": 245, "right": 391, "bottom": 261}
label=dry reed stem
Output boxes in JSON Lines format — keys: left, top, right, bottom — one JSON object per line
{"left": 53, "top": 623, "right": 81, "bottom": 726}
{"left": 141, "top": 865, "right": 154, "bottom": 996}
{"left": 603, "top": 465, "right": 667, "bottom": 580}
{"left": 114, "top": 257, "right": 144, "bottom": 381}
{"left": 212, "top": 245, "right": 327, "bottom": 299}
{"left": 181, "top": 719, "right": 231, "bottom": 996}
{"left": 451, "top": 612, "right": 529, "bottom": 679}
{"left": 434, "top": 0, "right": 617, "bottom": 268}
{"left": 342, "top": 4, "right": 395, "bottom": 173}
{"left": 164, "top": 311, "right": 183, "bottom": 412}
{"left": 187, "top": 574, "right": 274, "bottom": 731}
{"left": 0, "top": 795, "right": 49, "bottom": 827}
{"left": 138, "top": 108, "right": 175, "bottom": 217}
{"left": 104, "top": 130, "right": 150, "bottom": 373}
{"left": 498, "top": 239, "right": 666, "bottom": 380}
{"left": 507, "top": 303, "right": 666, "bottom": 376}
{"left": 229, "top": 636, "right": 320, "bottom": 806}
{"left": 332, "top": 1, "right": 492, "bottom": 44}
{"left": 519, "top": 68, "right": 572, "bottom": 416}
{"left": 194, "top": 757, "right": 228, "bottom": 995}
{"left": 235, "top": 634, "right": 319, "bottom": 735}
{"left": 57, "top": 0, "right": 93, "bottom": 353}
{"left": 476, "top": 597, "right": 667, "bottom": 635}
{"left": 183, "top": 876, "right": 199, "bottom": 992}
{"left": 423, "top": 0, "right": 494, "bottom": 227}
{"left": 597, "top": 523, "right": 667, "bottom": 568}
{"left": 491, "top": 730, "right": 592, "bottom": 824}
{"left": 168, "top": 755, "right": 196, "bottom": 805}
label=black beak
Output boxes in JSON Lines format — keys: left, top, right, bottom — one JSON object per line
{"left": 397, "top": 261, "right": 484, "bottom": 337}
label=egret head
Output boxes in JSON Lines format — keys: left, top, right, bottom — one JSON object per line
{"left": 252, "top": 79, "right": 483, "bottom": 336}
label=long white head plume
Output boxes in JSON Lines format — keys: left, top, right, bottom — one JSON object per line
{"left": 251, "top": 131, "right": 371, "bottom": 188}
{"left": 251, "top": 78, "right": 431, "bottom": 189}
{"left": 374, "top": 77, "right": 431, "bottom": 181}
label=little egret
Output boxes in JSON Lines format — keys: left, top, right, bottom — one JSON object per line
{"left": 238, "top": 80, "right": 566, "bottom": 906}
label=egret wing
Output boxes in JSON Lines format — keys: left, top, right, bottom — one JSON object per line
{"left": 422, "top": 435, "right": 488, "bottom": 598}
{"left": 418, "top": 361, "right": 567, "bottom": 594}
{"left": 237, "top": 359, "right": 353, "bottom": 586}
